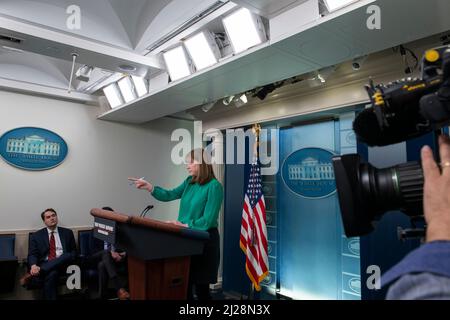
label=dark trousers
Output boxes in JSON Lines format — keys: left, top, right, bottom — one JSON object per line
{"left": 187, "top": 281, "right": 211, "bottom": 301}
{"left": 30, "top": 254, "right": 73, "bottom": 300}
{"left": 88, "top": 250, "right": 126, "bottom": 298}
{"left": 41, "top": 269, "right": 60, "bottom": 300}
{"left": 187, "top": 228, "right": 219, "bottom": 301}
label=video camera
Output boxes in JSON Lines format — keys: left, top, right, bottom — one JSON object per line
{"left": 333, "top": 45, "right": 450, "bottom": 238}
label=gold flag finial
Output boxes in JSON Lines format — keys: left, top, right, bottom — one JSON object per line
{"left": 252, "top": 123, "right": 261, "bottom": 139}
{"left": 252, "top": 123, "right": 261, "bottom": 159}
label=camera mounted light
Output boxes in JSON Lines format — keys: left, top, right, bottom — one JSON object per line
{"left": 354, "top": 45, "right": 450, "bottom": 147}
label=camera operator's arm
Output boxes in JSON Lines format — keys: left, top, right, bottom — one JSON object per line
{"left": 382, "top": 135, "right": 450, "bottom": 299}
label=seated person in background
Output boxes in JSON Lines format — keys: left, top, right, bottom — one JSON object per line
{"left": 20, "top": 208, "right": 76, "bottom": 300}
{"left": 87, "top": 206, "right": 129, "bottom": 300}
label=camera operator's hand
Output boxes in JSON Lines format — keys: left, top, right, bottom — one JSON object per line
{"left": 422, "top": 135, "right": 450, "bottom": 242}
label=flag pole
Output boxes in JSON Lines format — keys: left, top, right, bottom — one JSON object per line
{"left": 252, "top": 124, "right": 261, "bottom": 159}
{"left": 248, "top": 123, "right": 261, "bottom": 300}
{"left": 248, "top": 283, "right": 255, "bottom": 300}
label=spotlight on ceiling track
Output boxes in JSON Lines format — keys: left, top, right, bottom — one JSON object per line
{"left": 201, "top": 102, "right": 216, "bottom": 113}
{"left": 307, "top": 66, "right": 336, "bottom": 87}
{"left": 253, "top": 82, "right": 284, "bottom": 101}
{"left": 316, "top": 65, "right": 337, "bottom": 83}
{"left": 222, "top": 95, "right": 235, "bottom": 106}
{"left": 234, "top": 93, "right": 248, "bottom": 108}
{"left": 75, "top": 65, "right": 94, "bottom": 82}
{"left": 317, "top": 74, "right": 326, "bottom": 83}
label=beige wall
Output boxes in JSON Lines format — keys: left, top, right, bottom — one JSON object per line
{"left": 0, "top": 90, "right": 193, "bottom": 260}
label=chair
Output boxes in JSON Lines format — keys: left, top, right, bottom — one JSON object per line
{"left": 0, "top": 234, "right": 19, "bottom": 293}
{"left": 78, "top": 229, "right": 104, "bottom": 260}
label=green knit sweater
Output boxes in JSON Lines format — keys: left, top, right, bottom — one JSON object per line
{"left": 151, "top": 176, "right": 223, "bottom": 231}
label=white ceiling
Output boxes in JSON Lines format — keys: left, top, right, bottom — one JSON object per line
{"left": 232, "top": 0, "right": 309, "bottom": 18}
{"left": 0, "top": 0, "right": 222, "bottom": 97}
{"left": 0, "top": 47, "right": 73, "bottom": 88}
{"left": 1, "top": 0, "right": 449, "bottom": 123}
{"left": 99, "top": 0, "right": 450, "bottom": 123}
{"left": 0, "top": 0, "right": 178, "bottom": 49}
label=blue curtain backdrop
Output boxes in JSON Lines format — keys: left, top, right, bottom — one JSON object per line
{"left": 223, "top": 113, "right": 362, "bottom": 300}
{"left": 278, "top": 113, "right": 360, "bottom": 300}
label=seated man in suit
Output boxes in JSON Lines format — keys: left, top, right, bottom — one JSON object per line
{"left": 87, "top": 207, "right": 129, "bottom": 300}
{"left": 20, "top": 208, "right": 77, "bottom": 300}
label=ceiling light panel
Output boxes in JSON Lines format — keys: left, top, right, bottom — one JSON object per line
{"left": 162, "top": 46, "right": 192, "bottom": 81}
{"left": 222, "top": 8, "right": 266, "bottom": 54}
{"left": 118, "top": 77, "right": 136, "bottom": 103}
{"left": 131, "top": 76, "right": 148, "bottom": 97}
{"left": 184, "top": 31, "right": 220, "bottom": 71}
{"left": 103, "top": 83, "right": 123, "bottom": 109}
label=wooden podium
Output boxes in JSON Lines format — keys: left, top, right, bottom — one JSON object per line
{"left": 90, "top": 208, "right": 209, "bottom": 300}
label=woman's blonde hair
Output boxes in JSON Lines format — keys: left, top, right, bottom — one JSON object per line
{"left": 187, "top": 148, "right": 216, "bottom": 185}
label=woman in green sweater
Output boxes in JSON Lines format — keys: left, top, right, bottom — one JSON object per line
{"left": 129, "top": 148, "right": 223, "bottom": 300}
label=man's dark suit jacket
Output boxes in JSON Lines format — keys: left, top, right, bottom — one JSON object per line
{"left": 27, "top": 227, "right": 77, "bottom": 272}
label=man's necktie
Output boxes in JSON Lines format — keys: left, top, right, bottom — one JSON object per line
{"left": 48, "top": 231, "right": 56, "bottom": 261}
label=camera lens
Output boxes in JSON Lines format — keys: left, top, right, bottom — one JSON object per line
{"left": 332, "top": 155, "right": 423, "bottom": 237}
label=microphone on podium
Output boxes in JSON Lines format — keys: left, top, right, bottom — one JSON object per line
{"left": 140, "top": 205, "right": 154, "bottom": 218}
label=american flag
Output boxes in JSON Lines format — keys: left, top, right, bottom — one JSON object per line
{"left": 240, "top": 160, "right": 269, "bottom": 291}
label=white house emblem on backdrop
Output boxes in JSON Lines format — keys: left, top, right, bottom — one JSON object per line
{"left": 348, "top": 239, "right": 360, "bottom": 256}
{"left": 7, "top": 135, "right": 61, "bottom": 156}
{"left": 282, "top": 148, "right": 337, "bottom": 198}
{"left": 0, "top": 127, "right": 68, "bottom": 171}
